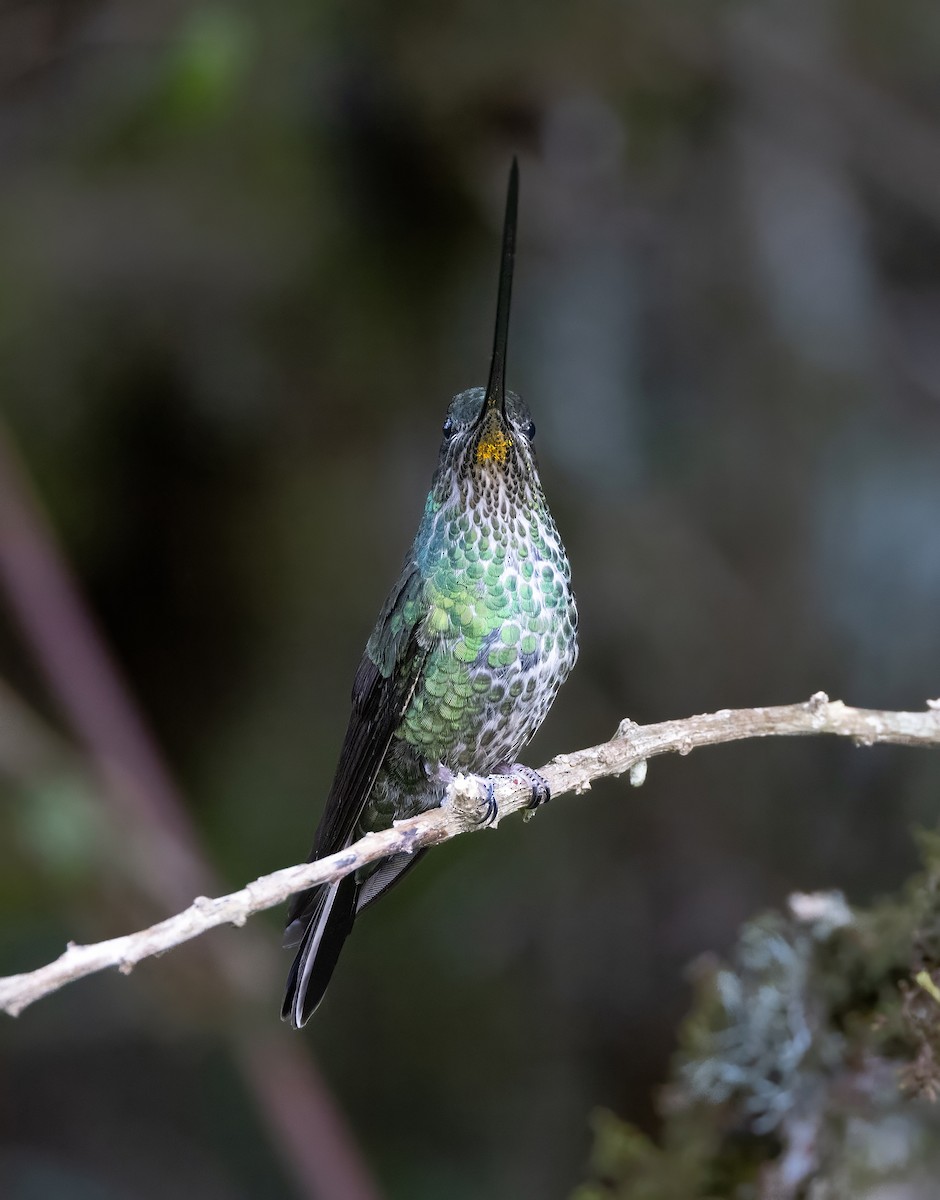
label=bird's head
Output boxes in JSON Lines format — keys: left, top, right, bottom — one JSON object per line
{"left": 431, "top": 159, "right": 543, "bottom": 496}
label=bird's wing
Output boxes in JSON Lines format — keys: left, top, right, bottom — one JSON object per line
{"left": 286, "top": 563, "right": 428, "bottom": 925}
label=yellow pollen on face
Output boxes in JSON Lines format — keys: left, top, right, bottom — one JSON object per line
{"left": 476, "top": 427, "right": 513, "bottom": 465}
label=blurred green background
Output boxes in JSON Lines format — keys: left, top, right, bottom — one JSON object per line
{"left": 2, "top": 0, "right": 940, "bottom": 1196}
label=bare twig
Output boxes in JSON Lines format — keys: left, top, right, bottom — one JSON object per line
{"left": 3, "top": 692, "right": 939, "bottom": 1018}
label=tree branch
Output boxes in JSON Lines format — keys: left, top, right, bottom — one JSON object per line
{"left": 3, "top": 692, "right": 939, "bottom": 1018}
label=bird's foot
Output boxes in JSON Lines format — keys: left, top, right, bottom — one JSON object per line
{"left": 439, "top": 769, "right": 499, "bottom": 827}
{"left": 438, "top": 763, "right": 548, "bottom": 828}
{"left": 492, "top": 762, "right": 551, "bottom": 811}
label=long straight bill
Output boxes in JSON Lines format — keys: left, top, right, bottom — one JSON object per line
{"left": 483, "top": 158, "right": 519, "bottom": 420}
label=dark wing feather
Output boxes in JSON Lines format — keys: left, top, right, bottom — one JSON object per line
{"left": 285, "top": 564, "right": 428, "bottom": 927}
{"left": 281, "top": 872, "right": 357, "bottom": 1025}
{"left": 282, "top": 564, "right": 429, "bottom": 1024}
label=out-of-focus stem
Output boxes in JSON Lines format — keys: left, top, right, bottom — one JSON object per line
{"left": 0, "top": 423, "right": 383, "bottom": 1200}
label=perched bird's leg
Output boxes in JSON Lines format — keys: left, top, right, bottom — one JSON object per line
{"left": 435, "top": 764, "right": 500, "bottom": 827}
{"left": 492, "top": 762, "right": 551, "bottom": 810}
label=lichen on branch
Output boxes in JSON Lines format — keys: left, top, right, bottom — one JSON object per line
{"left": 574, "top": 835, "right": 940, "bottom": 1199}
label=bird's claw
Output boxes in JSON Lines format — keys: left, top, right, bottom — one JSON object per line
{"left": 493, "top": 762, "right": 551, "bottom": 811}
{"left": 526, "top": 773, "right": 551, "bottom": 810}
{"left": 479, "top": 780, "right": 499, "bottom": 827}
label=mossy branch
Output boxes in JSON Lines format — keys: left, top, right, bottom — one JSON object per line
{"left": 2, "top": 692, "right": 939, "bottom": 1018}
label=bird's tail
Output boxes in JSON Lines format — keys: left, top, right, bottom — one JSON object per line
{"left": 281, "top": 874, "right": 358, "bottom": 1028}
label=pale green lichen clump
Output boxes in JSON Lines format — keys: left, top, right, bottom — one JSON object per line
{"left": 574, "top": 839, "right": 940, "bottom": 1198}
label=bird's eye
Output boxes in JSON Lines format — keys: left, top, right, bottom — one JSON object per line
{"left": 442, "top": 417, "right": 456, "bottom": 439}
{"left": 523, "top": 420, "right": 536, "bottom": 440}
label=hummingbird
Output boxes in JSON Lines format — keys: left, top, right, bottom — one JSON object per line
{"left": 282, "top": 160, "right": 578, "bottom": 1027}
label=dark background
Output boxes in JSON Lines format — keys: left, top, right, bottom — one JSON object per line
{"left": 2, "top": 1, "right": 940, "bottom": 1196}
